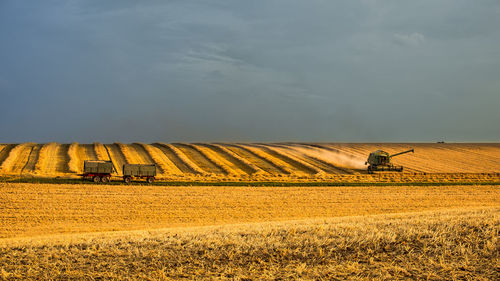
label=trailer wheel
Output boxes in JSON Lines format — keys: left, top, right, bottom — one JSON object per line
{"left": 93, "top": 176, "right": 101, "bottom": 183}
{"left": 147, "top": 177, "right": 154, "bottom": 184}
{"left": 101, "top": 176, "right": 109, "bottom": 183}
{"left": 124, "top": 177, "right": 132, "bottom": 184}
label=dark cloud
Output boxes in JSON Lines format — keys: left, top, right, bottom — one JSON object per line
{"left": 0, "top": 0, "right": 499, "bottom": 143}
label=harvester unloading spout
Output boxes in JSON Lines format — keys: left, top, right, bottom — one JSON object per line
{"left": 366, "top": 148, "right": 414, "bottom": 174}
{"left": 390, "top": 149, "right": 414, "bottom": 158}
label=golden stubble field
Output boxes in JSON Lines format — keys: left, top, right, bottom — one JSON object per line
{"left": 0, "top": 142, "right": 499, "bottom": 182}
{"left": 0, "top": 182, "right": 498, "bottom": 280}
{"left": 1, "top": 183, "right": 499, "bottom": 238}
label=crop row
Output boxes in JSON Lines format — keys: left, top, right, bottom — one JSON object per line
{"left": 0, "top": 143, "right": 498, "bottom": 177}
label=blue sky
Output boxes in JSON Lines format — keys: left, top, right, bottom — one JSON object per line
{"left": 0, "top": 0, "right": 499, "bottom": 143}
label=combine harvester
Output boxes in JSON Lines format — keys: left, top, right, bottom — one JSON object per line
{"left": 365, "top": 149, "right": 414, "bottom": 174}
{"left": 82, "top": 160, "right": 156, "bottom": 184}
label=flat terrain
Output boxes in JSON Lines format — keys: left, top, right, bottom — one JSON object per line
{"left": 0, "top": 183, "right": 498, "bottom": 279}
{"left": 0, "top": 183, "right": 498, "bottom": 239}
{"left": 0, "top": 143, "right": 499, "bottom": 182}
{"left": 1, "top": 209, "right": 497, "bottom": 280}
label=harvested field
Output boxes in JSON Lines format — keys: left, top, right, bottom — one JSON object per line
{"left": 224, "top": 144, "right": 286, "bottom": 175}
{"left": 210, "top": 143, "right": 265, "bottom": 175}
{"left": 0, "top": 143, "right": 35, "bottom": 174}
{"left": 0, "top": 208, "right": 497, "bottom": 280}
{"left": 153, "top": 143, "right": 202, "bottom": 174}
{"left": 195, "top": 143, "right": 252, "bottom": 176}
{"left": 0, "top": 143, "right": 498, "bottom": 182}
{"left": 172, "top": 143, "right": 226, "bottom": 175}
{"left": 82, "top": 144, "right": 98, "bottom": 161}
{"left": 33, "top": 143, "right": 69, "bottom": 175}
{"left": 0, "top": 183, "right": 498, "bottom": 280}
{"left": 250, "top": 144, "right": 317, "bottom": 176}
{"left": 0, "top": 183, "right": 498, "bottom": 238}
{"left": 19, "top": 144, "right": 41, "bottom": 175}
{"left": 67, "top": 142, "right": 85, "bottom": 174}
{"left": 93, "top": 142, "right": 109, "bottom": 161}
{"left": 105, "top": 143, "right": 127, "bottom": 175}
{"left": 140, "top": 143, "right": 182, "bottom": 176}
{"left": 0, "top": 144, "right": 16, "bottom": 168}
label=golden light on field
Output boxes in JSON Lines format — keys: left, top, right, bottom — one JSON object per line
{"left": 0, "top": 143, "right": 499, "bottom": 181}
{"left": 1, "top": 183, "right": 498, "bottom": 239}
{"left": 1, "top": 144, "right": 499, "bottom": 279}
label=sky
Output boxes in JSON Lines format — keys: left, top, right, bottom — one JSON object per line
{"left": 0, "top": 0, "right": 499, "bottom": 143}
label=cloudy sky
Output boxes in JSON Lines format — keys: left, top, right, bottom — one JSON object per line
{"left": 0, "top": 0, "right": 499, "bottom": 143}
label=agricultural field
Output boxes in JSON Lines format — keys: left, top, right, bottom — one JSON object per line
{"left": 0, "top": 183, "right": 498, "bottom": 279}
{"left": 0, "top": 143, "right": 498, "bottom": 278}
{"left": 0, "top": 142, "right": 499, "bottom": 183}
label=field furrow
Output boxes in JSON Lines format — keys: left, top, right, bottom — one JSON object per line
{"left": 0, "top": 143, "right": 498, "bottom": 178}
{"left": 35, "top": 143, "right": 70, "bottom": 175}
{"left": 292, "top": 143, "right": 362, "bottom": 173}
{"left": 457, "top": 144, "right": 500, "bottom": 160}
{"left": 81, "top": 144, "right": 98, "bottom": 162}
{"left": 105, "top": 143, "right": 127, "bottom": 175}
{"left": 153, "top": 143, "right": 203, "bottom": 174}
{"left": 192, "top": 144, "right": 247, "bottom": 176}
{"left": 117, "top": 143, "right": 159, "bottom": 170}
{"left": 274, "top": 144, "right": 356, "bottom": 174}
{"left": 124, "top": 143, "right": 166, "bottom": 174}
{"left": 431, "top": 145, "right": 500, "bottom": 172}
{"left": 56, "top": 144, "right": 70, "bottom": 174}
{"left": 237, "top": 144, "right": 296, "bottom": 175}
{"left": 139, "top": 144, "right": 182, "bottom": 176}
{"left": 20, "top": 144, "right": 42, "bottom": 175}
{"left": 224, "top": 144, "right": 284, "bottom": 175}
{"left": 67, "top": 143, "right": 86, "bottom": 174}
{"left": 251, "top": 144, "right": 318, "bottom": 175}
{"left": 262, "top": 144, "right": 324, "bottom": 175}
{"left": 34, "top": 143, "right": 58, "bottom": 174}
{"left": 0, "top": 143, "right": 35, "bottom": 174}
{"left": 117, "top": 143, "right": 140, "bottom": 164}
{"left": 172, "top": 143, "right": 226, "bottom": 174}
{"left": 212, "top": 144, "right": 266, "bottom": 175}
{"left": 93, "top": 143, "right": 110, "bottom": 161}
{"left": 130, "top": 144, "right": 155, "bottom": 164}
{"left": 0, "top": 144, "right": 16, "bottom": 168}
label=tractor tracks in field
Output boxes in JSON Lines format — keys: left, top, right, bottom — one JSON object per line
{"left": 20, "top": 144, "right": 42, "bottom": 175}
{"left": 56, "top": 144, "right": 71, "bottom": 174}
{"left": 1, "top": 143, "right": 36, "bottom": 174}
{"left": 196, "top": 143, "right": 257, "bottom": 176}
{"left": 129, "top": 143, "right": 165, "bottom": 174}
{"left": 224, "top": 144, "right": 287, "bottom": 175}
{"left": 248, "top": 144, "right": 318, "bottom": 175}
{"left": 0, "top": 144, "right": 17, "bottom": 168}
{"left": 104, "top": 143, "right": 128, "bottom": 175}
{"left": 140, "top": 143, "right": 183, "bottom": 175}
{"left": 1, "top": 142, "right": 499, "bottom": 178}
{"left": 152, "top": 143, "right": 202, "bottom": 175}
{"left": 172, "top": 143, "right": 227, "bottom": 175}
{"left": 271, "top": 143, "right": 356, "bottom": 174}
{"left": 82, "top": 144, "right": 98, "bottom": 161}
{"left": 34, "top": 143, "right": 70, "bottom": 175}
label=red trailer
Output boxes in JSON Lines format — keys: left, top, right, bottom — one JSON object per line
{"left": 82, "top": 160, "right": 115, "bottom": 183}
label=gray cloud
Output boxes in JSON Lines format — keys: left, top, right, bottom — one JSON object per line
{"left": 393, "top": 33, "right": 425, "bottom": 46}
{"left": 0, "top": 0, "right": 499, "bottom": 143}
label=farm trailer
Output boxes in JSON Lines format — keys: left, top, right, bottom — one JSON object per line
{"left": 123, "top": 164, "right": 157, "bottom": 184}
{"left": 82, "top": 160, "right": 115, "bottom": 183}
